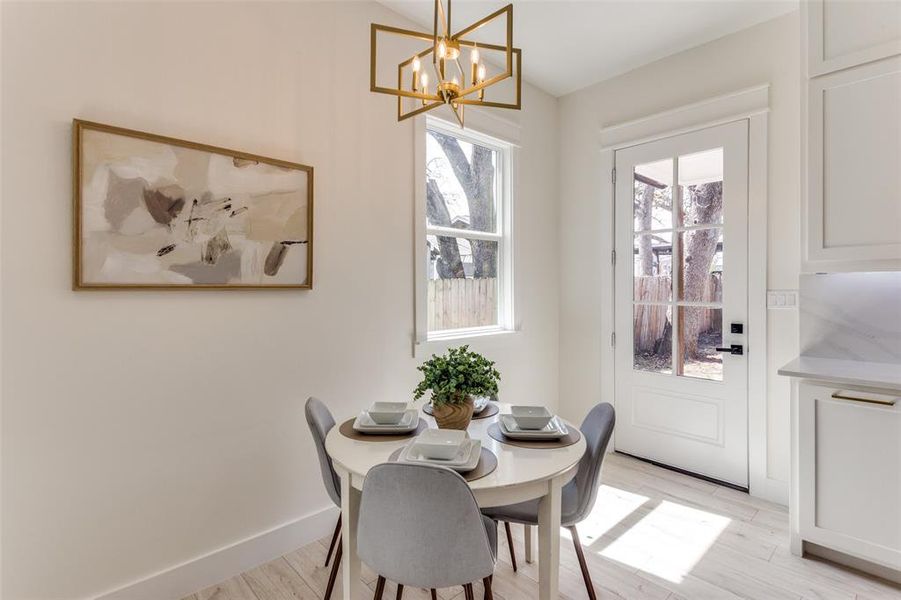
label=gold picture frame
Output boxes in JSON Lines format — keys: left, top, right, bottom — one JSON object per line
{"left": 73, "top": 119, "right": 314, "bottom": 290}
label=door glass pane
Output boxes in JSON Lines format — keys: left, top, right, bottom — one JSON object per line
{"left": 633, "top": 304, "right": 672, "bottom": 374}
{"left": 633, "top": 158, "right": 673, "bottom": 231}
{"left": 678, "top": 228, "right": 723, "bottom": 302}
{"left": 426, "top": 130, "right": 498, "bottom": 233}
{"left": 679, "top": 148, "right": 724, "bottom": 227}
{"left": 426, "top": 235, "right": 498, "bottom": 330}
{"left": 633, "top": 232, "right": 672, "bottom": 301}
{"left": 679, "top": 306, "right": 723, "bottom": 381}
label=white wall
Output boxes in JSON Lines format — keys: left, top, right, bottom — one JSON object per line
{"left": 0, "top": 2, "right": 560, "bottom": 598}
{"left": 557, "top": 12, "right": 800, "bottom": 492}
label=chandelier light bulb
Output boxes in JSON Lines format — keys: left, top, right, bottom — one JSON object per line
{"left": 437, "top": 39, "right": 446, "bottom": 59}
{"left": 412, "top": 56, "right": 421, "bottom": 72}
{"left": 470, "top": 47, "right": 480, "bottom": 64}
{"left": 477, "top": 63, "right": 486, "bottom": 81}
{"left": 421, "top": 72, "right": 429, "bottom": 90}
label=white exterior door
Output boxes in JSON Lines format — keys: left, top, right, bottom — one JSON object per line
{"left": 614, "top": 120, "right": 750, "bottom": 487}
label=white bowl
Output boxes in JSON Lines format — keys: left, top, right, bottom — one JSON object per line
{"left": 367, "top": 402, "right": 408, "bottom": 424}
{"left": 509, "top": 406, "right": 554, "bottom": 430}
{"left": 412, "top": 429, "right": 467, "bottom": 460}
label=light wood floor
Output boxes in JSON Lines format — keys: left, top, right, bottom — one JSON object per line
{"left": 182, "top": 453, "right": 900, "bottom": 600}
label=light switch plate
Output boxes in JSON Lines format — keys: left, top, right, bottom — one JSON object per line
{"left": 767, "top": 289, "right": 799, "bottom": 309}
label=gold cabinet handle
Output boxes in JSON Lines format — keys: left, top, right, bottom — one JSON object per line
{"left": 831, "top": 391, "right": 897, "bottom": 406}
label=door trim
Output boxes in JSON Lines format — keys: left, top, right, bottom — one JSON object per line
{"left": 598, "top": 86, "right": 786, "bottom": 504}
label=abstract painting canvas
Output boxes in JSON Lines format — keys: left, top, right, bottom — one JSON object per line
{"left": 73, "top": 120, "right": 313, "bottom": 289}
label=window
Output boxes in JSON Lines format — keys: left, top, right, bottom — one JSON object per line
{"left": 417, "top": 117, "right": 513, "bottom": 341}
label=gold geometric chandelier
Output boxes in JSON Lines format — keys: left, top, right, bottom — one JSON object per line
{"left": 370, "top": 0, "right": 521, "bottom": 128}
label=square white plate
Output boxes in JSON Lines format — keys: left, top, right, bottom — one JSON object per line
{"left": 353, "top": 409, "right": 419, "bottom": 434}
{"left": 400, "top": 438, "right": 481, "bottom": 471}
{"left": 499, "top": 415, "right": 568, "bottom": 440}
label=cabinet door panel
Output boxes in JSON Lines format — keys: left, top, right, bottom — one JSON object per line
{"left": 799, "top": 383, "right": 901, "bottom": 568}
{"left": 814, "top": 398, "right": 900, "bottom": 548}
{"left": 806, "top": 57, "right": 901, "bottom": 270}
{"left": 808, "top": 0, "right": 901, "bottom": 76}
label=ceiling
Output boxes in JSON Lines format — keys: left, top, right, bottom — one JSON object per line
{"left": 378, "top": 0, "right": 797, "bottom": 97}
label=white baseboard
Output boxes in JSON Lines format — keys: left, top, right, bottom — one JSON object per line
{"left": 94, "top": 505, "right": 339, "bottom": 600}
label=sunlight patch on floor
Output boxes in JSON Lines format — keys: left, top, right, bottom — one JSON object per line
{"left": 570, "top": 484, "right": 650, "bottom": 542}
{"left": 596, "top": 499, "right": 730, "bottom": 583}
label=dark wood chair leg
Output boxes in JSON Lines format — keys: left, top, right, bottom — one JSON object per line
{"left": 325, "top": 514, "right": 342, "bottom": 567}
{"left": 430, "top": 590, "right": 437, "bottom": 600}
{"left": 373, "top": 575, "right": 386, "bottom": 600}
{"left": 569, "top": 525, "right": 597, "bottom": 600}
{"left": 503, "top": 522, "right": 517, "bottom": 572}
{"left": 482, "top": 576, "right": 494, "bottom": 600}
{"left": 395, "top": 583, "right": 404, "bottom": 600}
{"left": 463, "top": 583, "right": 474, "bottom": 600}
{"left": 324, "top": 538, "right": 342, "bottom": 600}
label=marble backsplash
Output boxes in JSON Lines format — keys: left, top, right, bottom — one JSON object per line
{"left": 800, "top": 272, "right": 901, "bottom": 364}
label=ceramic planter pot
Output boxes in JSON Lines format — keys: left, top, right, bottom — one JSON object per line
{"left": 431, "top": 395, "right": 475, "bottom": 430}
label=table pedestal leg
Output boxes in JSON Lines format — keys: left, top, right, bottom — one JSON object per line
{"left": 339, "top": 469, "right": 363, "bottom": 600}
{"left": 537, "top": 477, "right": 562, "bottom": 600}
{"left": 524, "top": 525, "right": 534, "bottom": 564}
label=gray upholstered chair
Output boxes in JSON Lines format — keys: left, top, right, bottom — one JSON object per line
{"left": 305, "top": 397, "right": 343, "bottom": 600}
{"left": 358, "top": 462, "right": 498, "bottom": 600}
{"left": 483, "top": 402, "right": 615, "bottom": 600}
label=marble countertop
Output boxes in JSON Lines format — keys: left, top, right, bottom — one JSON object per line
{"left": 778, "top": 356, "right": 901, "bottom": 391}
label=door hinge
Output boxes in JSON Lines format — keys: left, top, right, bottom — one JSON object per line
{"left": 611, "top": 332, "right": 616, "bottom": 347}
{"left": 611, "top": 168, "right": 617, "bottom": 184}
{"left": 611, "top": 249, "right": 616, "bottom": 266}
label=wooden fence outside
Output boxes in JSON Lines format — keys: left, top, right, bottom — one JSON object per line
{"left": 633, "top": 273, "right": 722, "bottom": 352}
{"left": 428, "top": 277, "right": 498, "bottom": 331}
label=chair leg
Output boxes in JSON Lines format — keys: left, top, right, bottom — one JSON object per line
{"left": 524, "top": 524, "right": 534, "bottom": 563}
{"left": 503, "top": 522, "right": 517, "bottom": 572}
{"left": 463, "top": 583, "right": 474, "bottom": 600}
{"left": 430, "top": 590, "right": 437, "bottom": 600}
{"left": 569, "top": 525, "right": 597, "bottom": 600}
{"left": 324, "top": 538, "right": 342, "bottom": 600}
{"left": 482, "top": 576, "right": 493, "bottom": 600}
{"left": 395, "top": 583, "right": 404, "bottom": 600}
{"left": 325, "top": 514, "right": 342, "bottom": 567}
{"left": 373, "top": 575, "right": 386, "bottom": 600}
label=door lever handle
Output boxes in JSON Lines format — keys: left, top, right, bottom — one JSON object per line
{"left": 716, "top": 344, "right": 744, "bottom": 355}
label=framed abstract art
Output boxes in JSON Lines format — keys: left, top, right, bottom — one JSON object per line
{"left": 73, "top": 120, "right": 313, "bottom": 289}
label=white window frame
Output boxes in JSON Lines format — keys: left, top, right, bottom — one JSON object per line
{"left": 414, "top": 115, "right": 516, "bottom": 345}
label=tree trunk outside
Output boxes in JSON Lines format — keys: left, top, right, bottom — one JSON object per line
{"left": 426, "top": 178, "right": 465, "bottom": 278}
{"left": 636, "top": 183, "right": 655, "bottom": 276}
{"left": 430, "top": 131, "right": 497, "bottom": 278}
{"left": 680, "top": 182, "right": 722, "bottom": 359}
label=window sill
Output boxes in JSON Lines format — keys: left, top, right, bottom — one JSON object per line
{"left": 414, "top": 326, "right": 519, "bottom": 357}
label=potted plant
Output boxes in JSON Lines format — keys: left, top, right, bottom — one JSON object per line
{"left": 413, "top": 345, "right": 500, "bottom": 430}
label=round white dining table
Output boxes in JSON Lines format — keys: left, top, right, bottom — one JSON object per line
{"left": 325, "top": 403, "right": 586, "bottom": 600}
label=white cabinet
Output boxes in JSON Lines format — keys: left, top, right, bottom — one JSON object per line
{"left": 798, "top": 382, "right": 901, "bottom": 570}
{"left": 805, "top": 57, "right": 901, "bottom": 270}
{"left": 802, "top": 1, "right": 901, "bottom": 273}
{"left": 806, "top": 0, "right": 901, "bottom": 77}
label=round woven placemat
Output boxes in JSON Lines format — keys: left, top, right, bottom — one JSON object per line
{"left": 422, "top": 402, "right": 499, "bottom": 420}
{"left": 338, "top": 417, "right": 427, "bottom": 442}
{"left": 486, "top": 422, "right": 582, "bottom": 449}
{"left": 388, "top": 446, "right": 498, "bottom": 482}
